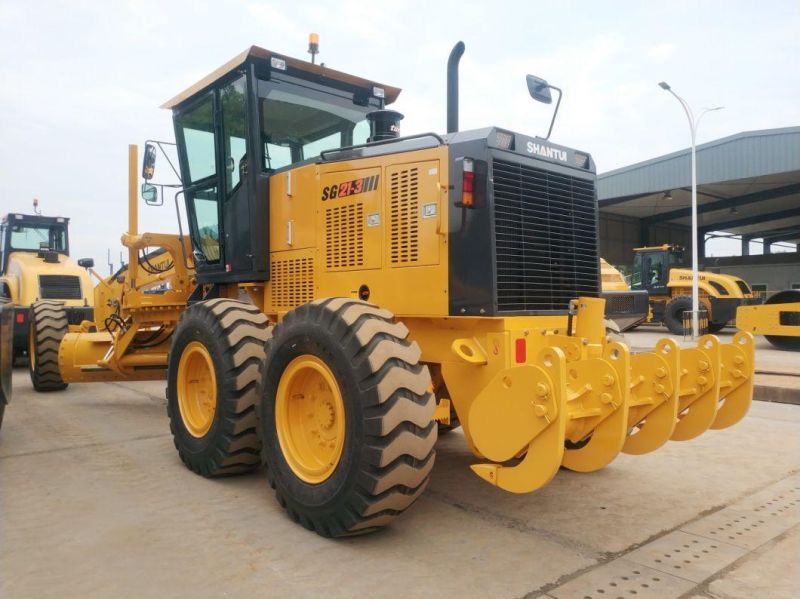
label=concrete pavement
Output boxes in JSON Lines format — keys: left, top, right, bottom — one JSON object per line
{"left": 1, "top": 367, "right": 798, "bottom": 599}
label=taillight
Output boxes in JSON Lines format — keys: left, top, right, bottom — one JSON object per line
{"left": 16, "top": 312, "right": 25, "bottom": 324}
{"left": 462, "top": 158, "right": 474, "bottom": 207}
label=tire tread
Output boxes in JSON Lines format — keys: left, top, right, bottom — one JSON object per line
{"left": 29, "top": 300, "right": 69, "bottom": 391}
{"left": 168, "top": 298, "right": 271, "bottom": 477}
{"left": 262, "top": 298, "right": 436, "bottom": 536}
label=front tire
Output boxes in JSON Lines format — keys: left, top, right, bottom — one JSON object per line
{"left": 28, "top": 300, "right": 68, "bottom": 391}
{"left": 167, "top": 299, "right": 271, "bottom": 477}
{"left": 258, "top": 298, "right": 437, "bottom": 537}
{"left": 663, "top": 296, "right": 693, "bottom": 336}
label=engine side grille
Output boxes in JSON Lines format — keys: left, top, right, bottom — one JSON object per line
{"left": 325, "top": 203, "right": 364, "bottom": 271}
{"left": 38, "top": 275, "right": 82, "bottom": 300}
{"left": 492, "top": 159, "right": 599, "bottom": 312}
{"left": 389, "top": 167, "right": 420, "bottom": 265}
{"left": 605, "top": 293, "right": 635, "bottom": 314}
{"left": 271, "top": 256, "right": 314, "bottom": 308}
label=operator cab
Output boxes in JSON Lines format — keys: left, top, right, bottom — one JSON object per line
{"left": 630, "top": 245, "right": 685, "bottom": 297}
{"left": 155, "top": 46, "right": 400, "bottom": 285}
{"left": 0, "top": 214, "right": 70, "bottom": 273}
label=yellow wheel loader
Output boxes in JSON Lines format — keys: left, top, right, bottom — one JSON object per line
{"left": 737, "top": 290, "right": 800, "bottom": 351}
{"left": 629, "top": 244, "right": 761, "bottom": 335}
{"left": 0, "top": 212, "right": 94, "bottom": 392}
{"left": 17, "top": 41, "right": 756, "bottom": 534}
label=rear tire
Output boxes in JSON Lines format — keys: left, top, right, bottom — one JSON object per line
{"left": 663, "top": 296, "right": 692, "bottom": 336}
{"left": 28, "top": 300, "right": 68, "bottom": 391}
{"left": 167, "top": 299, "right": 271, "bottom": 477}
{"left": 258, "top": 298, "right": 437, "bottom": 537}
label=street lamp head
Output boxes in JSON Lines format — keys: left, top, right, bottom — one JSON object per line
{"left": 658, "top": 81, "right": 671, "bottom": 90}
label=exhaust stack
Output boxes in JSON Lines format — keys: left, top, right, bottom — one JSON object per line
{"left": 447, "top": 41, "right": 465, "bottom": 133}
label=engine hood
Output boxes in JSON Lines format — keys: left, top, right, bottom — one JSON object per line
{"left": 668, "top": 268, "right": 753, "bottom": 298}
{"left": 4, "top": 251, "right": 93, "bottom": 306}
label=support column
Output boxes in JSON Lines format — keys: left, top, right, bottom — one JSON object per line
{"left": 741, "top": 235, "right": 750, "bottom": 256}
{"left": 763, "top": 239, "right": 771, "bottom": 255}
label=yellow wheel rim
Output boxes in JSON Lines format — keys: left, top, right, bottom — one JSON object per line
{"left": 28, "top": 325, "right": 36, "bottom": 369}
{"left": 275, "top": 355, "right": 346, "bottom": 484}
{"left": 177, "top": 341, "right": 217, "bottom": 438}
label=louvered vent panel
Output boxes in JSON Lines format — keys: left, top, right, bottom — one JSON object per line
{"left": 390, "top": 168, "right": 419, "bottom": 265}
{"left": 492, "top": 159, "right": 599, "bottom": 312}
{"left": 270, "top": 257, "right": 314, "bottom": 308}
{"left": 39, "top": 275, "right": 82, "bottom": 300}
{"left": 325, "top": 203, "right": 364, "bottom": 270}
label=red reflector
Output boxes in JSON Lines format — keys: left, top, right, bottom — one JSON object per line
{"left": 515, "top": 338, "right": 526, "bottom": 363}
{"left": 462, "top": 170, "right": 474, "bottom": 193}
{"left": 16, "top": 312, "right": 25, "bottom": 324}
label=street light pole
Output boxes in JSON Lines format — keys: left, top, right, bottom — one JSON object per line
{"left": 658, "top": 81, "right": 723, "bottom": 339}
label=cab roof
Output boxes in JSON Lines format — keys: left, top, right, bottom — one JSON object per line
{"left": 2, "top": 213, "right": 70, "bottom": 225}
{"left": 161, "top": 45, "right": 402, "bottom": 110}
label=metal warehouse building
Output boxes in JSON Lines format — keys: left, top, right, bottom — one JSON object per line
{"left": 597, "top": 126, "right": 800, "bottom": 292}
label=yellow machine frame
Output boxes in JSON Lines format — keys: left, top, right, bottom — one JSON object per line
{"left": 58, "top": 149, "right": 195, "bottom": 382}
{"left": 56, "top": 145, "right": 757, "bottom": 494}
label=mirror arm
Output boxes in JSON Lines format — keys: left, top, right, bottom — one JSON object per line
{"left": 144, "top": 139, "right": 183, "bottom": 183}
{"left": 88, "top": 267, "right": 113, "bottom": 290}
{"left": 156, "top": 141, "right": 182, "bottom": 183}
{"left": 544, "top": 85, "right": 562, "bottom": 141}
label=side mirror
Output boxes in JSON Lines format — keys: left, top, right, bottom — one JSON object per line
{"left": 78, "top": 258, "right": 94, "bottom": 269}
{"left": 526, "top": 75, "right": 553, "bottom": 104}
{"left": 141, "top": 183, "right": 159, "bottom": 205}
{"left": 142, "top": 143, "right": 157, "bottom": 180}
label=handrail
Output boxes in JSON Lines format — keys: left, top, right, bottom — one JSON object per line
{"left": 320, "top": 132, "right": 445, "bottom": 160}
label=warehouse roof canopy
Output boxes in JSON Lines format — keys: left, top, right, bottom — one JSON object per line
{"left": 598, "top": 127, "right": 800, "bottom": 244}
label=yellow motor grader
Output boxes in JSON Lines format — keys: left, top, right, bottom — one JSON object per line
{"left": 16, "top": 41, "right": 756, "bottom": 535}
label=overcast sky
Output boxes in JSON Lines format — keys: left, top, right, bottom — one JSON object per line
{"left": 1, "top": 0, "right": 798, "bottom": 269}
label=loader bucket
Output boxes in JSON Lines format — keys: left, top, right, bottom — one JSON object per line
{"left": 0, "top": 301, "right": 12, "bottom": 407}
{"left": 459, "top": 300, "right": 756, "bottom": 494}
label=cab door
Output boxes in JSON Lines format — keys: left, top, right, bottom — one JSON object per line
{"left": 632, "top": 250, "right": 669, "bottom": 297}
{"left": 218, "top": 74, "right": 254, "bottom": 276}
{"left": 175, "top": 91, "right": 225, "bottom": 279}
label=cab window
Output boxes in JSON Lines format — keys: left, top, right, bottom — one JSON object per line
{"left": 176, "top": 91, "right": 223, "bottom": 266}
{"left": 176, "top": 94, "right": 216, "bottom": 183}
{"left": 9, "top": 223, "right": 66, "bottom": 252}
{"left": 220, "top": 76, "right": 248, "bottom": 194}
{"left": 190, "top": 187, "right": 221, "bottom": 262}
{"left": 669, "top": 249, "right": 685, "bottom": 267}
{"left": 258, "top": 84, "right": 372, "bottom": 172}
{"left": 631, "top": 253, "right": 643, "bottom": 289}
{"left": 645, "top": 253, "right": 667, "bottom": 287}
